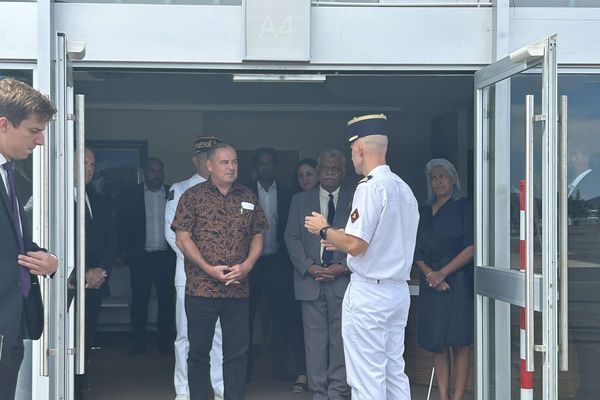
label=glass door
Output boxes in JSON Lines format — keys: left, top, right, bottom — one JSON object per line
{"left": 474, "top": 35, "right": 566, "bottom": 399}
{"left": 44, "top": 33, "right": 86, "bottom": 400}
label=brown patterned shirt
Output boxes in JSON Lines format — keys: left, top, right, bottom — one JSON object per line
{"left": 171, "top": 180, "right": 268, "bottom": 298}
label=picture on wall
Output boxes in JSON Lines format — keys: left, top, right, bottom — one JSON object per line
{"left": 87, "top": 140, "right": 148, "bottom": 215}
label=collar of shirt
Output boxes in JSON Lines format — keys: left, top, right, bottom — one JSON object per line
{"left": 0, "top": 152, "right": 9, "bottom": 194}
{"left": 144, "top": 183, "right": 165, "bottom": 196}
{"left": 319, "top": 185, "right": 340, "bottom": 204}
{"left": 367, "top": 164, "right": 390, "bottom": 178}
{"left": 569, "top": 168, "right": 592, "bottom": 195}
{"left": 206, "top": 178, "right": 244, "bottom": 197}
{"left": 193, "top": 173, "right": 207, "bottom": 185}
{"left": 257, "top": 180, "right": 277, "bottom": 193}
{"left": 319, "top": 185, "right": 340, "bottom": 225}
{"left": 85, "top": 191, "right": 93, "bottom": 219}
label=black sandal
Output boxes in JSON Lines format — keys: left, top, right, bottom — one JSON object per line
{"left": 292, "top": 381, "right": 307, "bottom": 393}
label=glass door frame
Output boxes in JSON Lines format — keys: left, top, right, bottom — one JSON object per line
{"left": 474, "top": 35, "right": 559, "bottom": 400}
{"left": 44, "top": 32, "right": 86, "bottom": 400}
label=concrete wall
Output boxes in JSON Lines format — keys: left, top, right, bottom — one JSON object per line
{"left": 2, "top": 3, "right": 600, "bottom": 66}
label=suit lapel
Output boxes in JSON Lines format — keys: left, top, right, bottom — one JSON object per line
{"left": 310, "top": 189, "right": 322, "bottom": 260}
{"left": 0, "top": 174, "right": 23, "bottom": 245}
{"left": 333, "top": 188, "right": 351, "bottom": 227}
{"left": 312, "top": 187, "right": 321, "bottom": 214}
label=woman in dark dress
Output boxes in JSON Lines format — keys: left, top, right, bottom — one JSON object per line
{"left": 414, "top": 158, "right": 474, "bottom": 400}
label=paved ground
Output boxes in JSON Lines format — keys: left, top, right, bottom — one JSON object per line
{"left": 82, "top": 332, "right": 467, "bottom": 400}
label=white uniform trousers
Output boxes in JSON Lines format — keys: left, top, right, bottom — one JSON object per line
{"left": 175, "top": 284, "right": 224, "bottom": 397}
{"left": 341, "top": 279, "right": 411, "bottom": 400}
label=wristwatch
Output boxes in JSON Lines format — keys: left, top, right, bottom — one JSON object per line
{"left": 319, "top": 225, "right": 331, "bottom": 240}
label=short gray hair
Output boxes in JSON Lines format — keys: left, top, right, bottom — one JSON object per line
{"left": 318, "top": 148, "right": 346, "bottom": 171}
{"left": 207, "top": 143, "right": 235, "bottom": 160}
{"left": 425, "top": 158, "right": 461, "bottom": 204}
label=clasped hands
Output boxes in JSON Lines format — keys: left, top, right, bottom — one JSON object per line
{"left": 425, "top": 270, "right": 451, "bottom": 292}
{"left": 206, "top": 263, "right": 250, "bottom": 286}
{"left": 67, "top": 267, "right": 107, "bottom": 290}
{"left": 308, "top": 264, "right": 345, "bottom": 282}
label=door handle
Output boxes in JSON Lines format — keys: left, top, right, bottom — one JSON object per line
{"left": 75, "top": 94, "right": 86, "bottom": 375}
{"left": 558, "top": 95, "right": 569, "bottom": 371}
{"left": 40, "top": 143, "right": 50, "bottom": 377}
{"left": 525, "top": 94, "right": 535, "bottom": 372}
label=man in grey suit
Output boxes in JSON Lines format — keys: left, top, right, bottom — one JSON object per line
{"left": 285, "top": 149, "right": 351, "bottom": 400}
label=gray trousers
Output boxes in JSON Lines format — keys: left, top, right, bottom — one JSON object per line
{"left": 301, "top": 282, "right": 350, "bottom": 400}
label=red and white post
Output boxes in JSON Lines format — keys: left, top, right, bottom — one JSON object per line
{"left": 520, "top": 179, "right": 534, "bottom": 399}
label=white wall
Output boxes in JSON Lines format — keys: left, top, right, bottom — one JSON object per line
{"left": 510, "top": 8, "right": 600, "bottom": 64}
{"left": 0, "top": 3, "right": 37, "bottom": 60}
{"left": 3, "top": 3, "right": 600, "bottom": 67}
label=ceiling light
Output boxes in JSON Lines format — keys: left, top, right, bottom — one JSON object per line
{"left": 233, "top": 74, "right": 326, "bottom": 83}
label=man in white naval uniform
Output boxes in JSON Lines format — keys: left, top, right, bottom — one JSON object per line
{"left": 165, "top": 136, "right": 224, "bottom": 400}
{"left": 305, "top": 114, "right": 419, "bottom": 400}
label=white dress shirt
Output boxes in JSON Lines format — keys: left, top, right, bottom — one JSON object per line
{"left": 0, "top": 152, "right": 23, "bottom": 235}
{"left": 319, "top": 186, "right": 340, "bottom": 263}
{"left": 0, "top": 152, "right": 9, "bottom": 195}
{"left": 345, "top": 165, "right": 419, "bottom": 282}
{"left": 257, "top": 181, "right": 279, "bottom": 256}
{"left": 144, "top": 184, "right": 168, "bottom": 251}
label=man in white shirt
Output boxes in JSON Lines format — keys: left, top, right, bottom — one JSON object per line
{"left": 165, "top": 137, "right": 224, "bottom": 400}
{"left": 306, "top": 114, "right": 419, "bottom": 399}
{"left": 117, "top": 158, "right": 176, "bottom": 356}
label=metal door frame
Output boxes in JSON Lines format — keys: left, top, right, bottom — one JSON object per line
{"left": 474, "top": 35, "right": 558, "bottom": 400}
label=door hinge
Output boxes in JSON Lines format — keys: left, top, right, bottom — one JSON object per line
{"left": 67, "top": 347, "right": 77, "bottom": 355}
{"left": 67, "top": 113, "right": 77, "bottom": 122}
{"left": 534, "top": 114, "right": 547, "bottom": 122}
{"left": 535, "top": 344, "right": 547, "bottom": 353}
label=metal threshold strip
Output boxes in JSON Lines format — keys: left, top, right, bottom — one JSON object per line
{"left": 312, "top": 1, "right": 492, "bottom": 7}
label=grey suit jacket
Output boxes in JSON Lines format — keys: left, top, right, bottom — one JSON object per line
{"left": 285, "top": 186, "right": 353, "bottom": 301}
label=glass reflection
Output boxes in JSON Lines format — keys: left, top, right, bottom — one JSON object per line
{"left": 511, "top": 73, "right": 600, "bottom": 399}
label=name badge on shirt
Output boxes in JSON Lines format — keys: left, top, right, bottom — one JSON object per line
{"left": 241, "top": 201, "right": 255, "bottom": 214}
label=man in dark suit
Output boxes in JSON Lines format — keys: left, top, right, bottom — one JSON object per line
{"left": 0, "top": 78, "right": 58, "bottom": 399}
{"left": 69, "top": 146, "right": 118, "bottom": 399}
{"left": 285, "top": 149, "right": 352, "bottom": 399}
{"left": 117, "top": 157, "right": 175, "bottom": 355}
{"left": 246, "top": 147, "right": 297, "bottom": 380}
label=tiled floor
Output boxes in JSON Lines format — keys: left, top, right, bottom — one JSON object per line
{"left": 82, "top": 332, "right": 471, "bottom": 399}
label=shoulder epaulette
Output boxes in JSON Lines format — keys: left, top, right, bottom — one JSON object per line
{"left": 357, "top": 175, "right": 373, "bottom": 186}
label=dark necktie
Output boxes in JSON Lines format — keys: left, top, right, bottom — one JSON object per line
{"left": 3, "top": 161, "right": 31, "bottom": 296}
{"left": 322, "top": 193, "right": 335, "bottom": 265}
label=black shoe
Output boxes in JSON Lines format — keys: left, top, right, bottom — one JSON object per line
{"left": 128, "top": 343, "right": 146, "bottom": 356}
